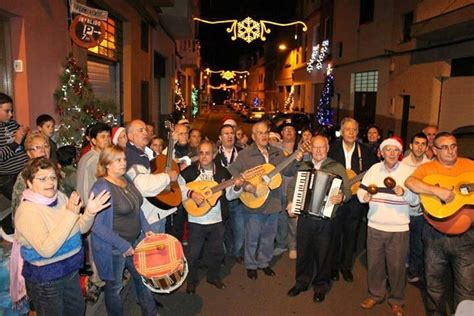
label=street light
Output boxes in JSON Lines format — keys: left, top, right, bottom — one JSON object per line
{"left": 278, "top": 43, "right": 287, "bottom": 51}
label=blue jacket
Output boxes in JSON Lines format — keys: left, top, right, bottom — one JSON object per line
{"left": 90, "top": 177, "right": 152, "bottom": 281}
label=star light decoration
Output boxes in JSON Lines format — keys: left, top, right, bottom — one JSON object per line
{"left": 194, "top": 17, "right": 307, "bottom": 43}
{"left": 205, "top": 68, "right": 249, "bottom": 80}
{"left": 307, "top": 40, "right": 330, "bottom": 73}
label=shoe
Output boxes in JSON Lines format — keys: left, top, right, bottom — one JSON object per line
{"left": 234, "top": 256, "right": 244, "bottom": 264}
{"left": 313, "top": 292, "right": 325, "bottom": 303}
{"left": 391, "top": 304, "right": 404, "bottom": 316}
{"left": 247, "top": 269, "right": 257, "bottom": 280}
{"left": 341, "top": 269, "right": 353, "bottom": 282}
{"left": 407, "top": 273, "right": 420, "bottom": 283}
{"left": 360, "top": 298, "right": 377, "bottom": 309}
{"left": 273, "top": 247, "right": 288, "bottom": 256}
{"left": 287, "top": 286, "right": 305, "bottom": 297}
{"left": 207, "top": 279, "right": 226, "bottom": 289}
{"left": 331, "top": 270, "right": 339, "bottom": 281}
{"left": 259, "top": 267, "right": 276, "bottom": 276}
{"left": 289, "top": 250, "right": 297, "bottom": 259}
{"left": 186, "top": 283, "right": 196, "bottom": 294}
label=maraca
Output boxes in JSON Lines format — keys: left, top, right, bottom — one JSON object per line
{"left": 383, "top": 177, "right": 396, "bottom": 189}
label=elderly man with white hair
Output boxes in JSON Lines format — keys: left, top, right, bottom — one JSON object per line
{"left": 357, "top": 138, "right": 420, "bottom": 316}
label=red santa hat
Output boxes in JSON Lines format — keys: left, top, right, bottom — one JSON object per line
{"left": 111, "top": 127, "right": 125, "bottom": 145}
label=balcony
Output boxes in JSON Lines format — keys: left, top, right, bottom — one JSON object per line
{"left": 411, "top": 3, "right": 474, "bottom": 42}
{"left": 177, "top": 39, "right": 200, "bottom": 68}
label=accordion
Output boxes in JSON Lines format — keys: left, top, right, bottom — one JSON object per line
{"left": 290, "top": 170, "right": 342, "bottom": 218}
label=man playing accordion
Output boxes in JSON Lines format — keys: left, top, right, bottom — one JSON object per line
{"left": 286, "top": 135, "right": 351, "bottom": 303}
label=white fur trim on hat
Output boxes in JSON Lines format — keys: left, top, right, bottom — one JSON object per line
{"left": 379, "top": 138, "right": 402, "bottom": 151}
{"left": 177, "top": 119, "right": 190, "bottom": 125}
{"left": 223, "top": 119, "right": 237, "bottom": 127}
{"left": 112, "top": 127, "right": 125, "bottom": 145}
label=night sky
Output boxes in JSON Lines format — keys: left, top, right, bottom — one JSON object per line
{"left": 198, "top": 0, "right": 298, "bottom": 70}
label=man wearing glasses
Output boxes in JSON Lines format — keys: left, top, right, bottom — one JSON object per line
{"left": 228, "top": 121, "right": 302, "bottom": 280}
{"left": 405, "top": 132, "right": 474, "bottom": 315}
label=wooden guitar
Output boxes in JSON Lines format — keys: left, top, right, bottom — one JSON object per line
{"left": 346, "top": 169, "right": 367, "bottom": 195}
{"left": 184, "top": 178, "right": 239, "bottom": 217}
{"left": 420, "top": 171, "right": 474, "bottom": 235}
{"left": 239, "top": 142, "right": 311, "bottom": 209}
{"left": 147, "top": 122, "right": 182, "bottom": 209}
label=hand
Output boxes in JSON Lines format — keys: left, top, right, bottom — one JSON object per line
{"left": 330, "top": 191, "right": 344, "bottom": 205}
{"left": 191, "top": 191, "right": 205, "bottom": 206}
{"left": 233, "top": 176, "right": 244, "bottom": 190}
{"left": 123, "top": 247, "right": 134, "bottom": 257}
{"left": 167, "top": 170, "right": 178, "bottom": 182}
{"left": 434, "top": 186, "right": 454, "bottom": 203}
{"left": 393, "top": 186, "right": 405, "bottom": 197}
{"left": 287, "top": 202, "right": 296, "bottom": 218}
{"left": 145, "top": 231, "right": 155, "bottom": 238}
{"left": 85, "top": 190, "right": 111, "bottom": 215}
{"left": 66, "top": 191, "right": 83, "bottom": 214}
{"left": 363, "top": 192, "right": 372, "bottom": 203}
{"left": 295, "top": 151, "right": 304, "bottom": 162}
{"left": 244, "top": 183, "right": 256, "bottom": 194}
{"left": 14, "top": 126, "right": 28, "bottom": 144}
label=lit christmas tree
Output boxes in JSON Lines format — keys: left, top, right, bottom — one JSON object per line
{"left": 54, "top": 56, "right": 117, "bottom": 146}
{"left": 191, "top": 88, "right": 199, "bottom": 118}
{"left": 284, "top": 86, "right": 295, "bottom": 111}
{"left": 316, "top": 70, "right": 334, "bottom": 126}
{"left": 168, "top": 79, "right": 187, "bottom": 123}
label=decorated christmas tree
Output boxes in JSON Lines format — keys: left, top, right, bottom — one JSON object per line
{"left": 54, "top": 56, "right": 117, "bottom": 146}
{"left": 316, "top": 71, "right": 334, "bottom": 126}
{"left": 284, "top": 87, "right": 295, "bottom": 111}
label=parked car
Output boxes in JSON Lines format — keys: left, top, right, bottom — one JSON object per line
{"left": 248, "top": 107, "right": 266, "bottom": 122}
{"left": 240, "top": 104, "right": 251, "bottom": 120}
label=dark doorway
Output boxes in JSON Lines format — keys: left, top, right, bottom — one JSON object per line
{"left": 354, "top": 92, "right": 376, "bottom": 132}
{"left": 401, "top": 95, "right": 410, "bottom": 145}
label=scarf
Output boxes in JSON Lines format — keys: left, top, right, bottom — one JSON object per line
{"left": 218, "top": 146, "right": 237, "bottom": 167}
{"left": 10, "top": 189, "right": 58, "bottom": 309}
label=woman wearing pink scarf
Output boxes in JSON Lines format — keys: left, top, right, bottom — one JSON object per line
{"left": 14, "top": 157, "right": 110, "bottom": 316}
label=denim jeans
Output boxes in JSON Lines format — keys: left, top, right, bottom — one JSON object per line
{"left": 244, "top": 212, "right": 279, "bottom": 269}
{"left": 423, "top": 225, "right": 474, "bottom": 316}
{"left": 275, "top": 196, "right": 288, "bottom": 250}
{"left": 228, "top": 199, "right": 245, "bottom": 257}
{"left": 26, "top": 271, "right": 85, "bottom": 316}
{"left": 408, "top": 215, "right": 425, "bottom": 277}
{"left": 104, "top": 250, "right": 157, "bottom": 316}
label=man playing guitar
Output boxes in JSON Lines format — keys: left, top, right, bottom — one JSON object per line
{"left": 228, "top": 121, "right": 303, "bottom": 280}
{"left": 405, "top": 132, "right": 474, "bottom": 315}
{"left": 328, "top": 118, "right": 378, "bottom": 282}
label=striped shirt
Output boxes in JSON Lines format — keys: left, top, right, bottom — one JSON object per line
{"left": 0, "top": 119, "right": 28, "bottom": 175}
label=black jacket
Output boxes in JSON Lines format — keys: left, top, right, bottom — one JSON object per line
{"left": 328, "top": 139, "right": 378, "bottom": 174}
{"left": 180, "top": 162, "right": 232, "bottom": 220}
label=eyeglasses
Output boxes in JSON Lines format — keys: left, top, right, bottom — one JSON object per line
{"left": 27, "top": 144, "right": 50, "bottom": 152}
{"left": 34, "top": 175, "right": 58, "bottom": 183}
{"left": 434, "top": 143, "right": 457, "bottom": 151}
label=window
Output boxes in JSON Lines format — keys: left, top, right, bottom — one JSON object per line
{"left": 141, "top": 21, "right": 149, "bottom": 52}
{"left": 312, "top": 24, "right": 320, "bottom": 45}
{"left": 451, "top": 57, "right": 474, "bottom": 76}
{"left": 402, "top": 11, "right": 414, "bottom": 42}
{"left": 359, "top": 0, "right": 374, "bottom": 25}
{"left": 338, "top": 42, "right": 343, "bottom": 58}
{"left": 324, "top": 17, "right": 332, "bottom": 40}
{"left": 88, "top": 17, "right": 121, "bottom": 61}
{"left": 353, "top": 71, "right": 378, "bottom": 92}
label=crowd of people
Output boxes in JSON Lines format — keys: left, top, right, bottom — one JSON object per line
{"left": 0, "top": 91, "right": 473, "bottom": 316}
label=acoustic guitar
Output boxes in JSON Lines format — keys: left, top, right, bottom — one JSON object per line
{"left": 420, "top": 171, "right": 474, "bottom": 235}
{"left": 346, "top": 169, "right": 367, "bottom": 195}
{"left": 147, "top": 122, "right": 182, "bottom": 209}
{"left": 239, "top": 142, "right": 311, "bottom": 209}
{"left": 184, "top": 178, "right": 239, "bottom": 217}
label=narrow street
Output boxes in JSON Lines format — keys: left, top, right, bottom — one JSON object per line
{"left": 86, "top": 107, "right": 427, "bottom": 316}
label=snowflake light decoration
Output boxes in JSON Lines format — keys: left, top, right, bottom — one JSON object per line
{"left": 307, "top": 40, "right": 330, "bottom": 73}
{"left": 194, "top": 17, "right": 307, "bottom": 43}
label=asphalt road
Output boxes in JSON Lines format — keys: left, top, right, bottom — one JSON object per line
{"left": 86, "top": 106, "right": 428, "bottom": 315}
